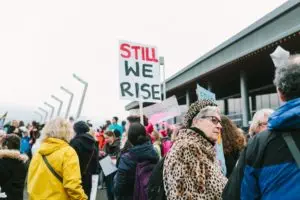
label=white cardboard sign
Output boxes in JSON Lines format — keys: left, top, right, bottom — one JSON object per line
{"left": 119, "top": 40, "right": 161, "bottom": 102}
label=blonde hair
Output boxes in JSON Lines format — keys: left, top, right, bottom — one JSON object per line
{"left": 41, "top": 117, "right": 74, "bottom": 142}
{"left": 249, "top": 109, "right": 274, "bottom": 136}
{"left": 152, "top": 131, "right": 161, "bottom": 142}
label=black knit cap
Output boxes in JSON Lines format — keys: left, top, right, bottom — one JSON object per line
{"left": 73, "top": 121, "right": 90, "bottom": 135}
{"left": 183, "top": 99, "right": 217, "bottom": 128}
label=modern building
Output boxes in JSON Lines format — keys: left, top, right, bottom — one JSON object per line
{"left": 125, "top": 0, "right": 300, "bottom": 128}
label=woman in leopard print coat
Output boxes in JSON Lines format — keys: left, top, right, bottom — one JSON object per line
{"left": 163, "top": 100, "right": 227, "bottom": 200}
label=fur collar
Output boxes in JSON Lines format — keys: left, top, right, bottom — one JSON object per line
{"left": 176, "top": 128, "right": 216, "bottom": 161}
{"left": 0, "top": 149, "right": 29, "bottom": 163}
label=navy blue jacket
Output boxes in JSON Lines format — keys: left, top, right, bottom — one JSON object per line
{"left": 114, "top": 141, "right": 159, "bottom": 199}
{"left": 223, "top": 97, "right": 300, "bottom": 200}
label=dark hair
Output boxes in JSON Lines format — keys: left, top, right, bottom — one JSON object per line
{"left": 32, "top": 121, "right": 38, "bottom": 128}
{"left": 105, "top": 131, "right": 115, "bottom": 138}
{"left": 127, "top": 115, "right": 140, "bottom": 123}
{"left": 113, "top": 129, "right": 121, "bottom": 138}
{"left": 113, "top": 116, "right": 118, "bottom": 122}
{"left": 127, "top": 115, "right": 149, "bottom": 126}
{"left": 128, "top": 123, "right": 149, "bottom": 146}
{"left": 3, "top": 134, "right": 21, "bottom": 150}
{"left": 106, "top": 120, "right": 111, "bottom": 126}
{"left": 221, "top": 115, "right": 245, "bottom": 155}
{"left": 121, "top": 120, "right": 126, "bottom": 126}
{"left": 19, "top": 121, "right": 25, "bottom": 127}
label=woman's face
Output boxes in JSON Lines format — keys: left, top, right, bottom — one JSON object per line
{"left": 104, "top": 135, "right": 114, "bottom": 144}
{"left": 193, "top": 112, "right": 222, "bottom": 144}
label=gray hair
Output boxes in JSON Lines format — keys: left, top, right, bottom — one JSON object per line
{"left": 193, "top": 106, "right": 220, "bottom": 124}
{"left": 249, "top": 108, "right": 274, "bottom": 136}
{"left": 273, "top": 54, "right": 300, "bottom": 101}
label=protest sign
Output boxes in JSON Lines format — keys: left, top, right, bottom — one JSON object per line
{"left": 215, "top": 134, "right": 227, "bottom": 176}
{"left": 99, "top": 156, "right": 118, "bottom": 176}
{"left": 127, "top": 96, "right": 181, "bottom": 124}
{"left": 90, "top": 175, "right": 99, "bottom": 200}
{"left": 119, "top": 40, "right": 161, "bottom": 102}
{"left": 196, "top": 84, "right": 216, "bottom": 102}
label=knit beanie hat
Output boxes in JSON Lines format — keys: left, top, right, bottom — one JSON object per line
{"left": 183, "top": 99, "right": 217, "bottom": 128}
{"left": 73, "top": 121, "right": 90, "bottom": 135}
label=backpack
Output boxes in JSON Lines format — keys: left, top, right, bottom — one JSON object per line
{"left": 147, "top": 157, "right": 166, "bottom": 200}
{"left": 128, "top": 152, "right": 158, "bottom": 200}
{"left": 161, "top": 138, "right": 172, "bottom": 157}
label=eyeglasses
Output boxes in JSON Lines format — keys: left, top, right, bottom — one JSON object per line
{"left": 201, "top": 116, "right": 221, "bottom": 125}
{"left": 258, "top": 122, "right": 268, "bottom": 127}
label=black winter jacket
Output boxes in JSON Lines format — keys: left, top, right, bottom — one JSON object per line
{"left": 70, "top": 134, "right": 99, "bottom": 199}
{"left": 104, "top": 138, "right": 121, "bottom": 157}
{"left": 0, "top": 149, "right": 28, "bottom": 200}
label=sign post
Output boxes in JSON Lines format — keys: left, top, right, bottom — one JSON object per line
{"left": 119, "top": 40, "right": 161, "bottom": 123}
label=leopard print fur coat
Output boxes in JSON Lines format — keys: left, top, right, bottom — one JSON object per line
{"left": 163, "top": 128, "right": 227, "bottom": 200}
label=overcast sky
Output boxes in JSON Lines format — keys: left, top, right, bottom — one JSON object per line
{"left": 0, "top": 0, "right": 287, "bottom": 124}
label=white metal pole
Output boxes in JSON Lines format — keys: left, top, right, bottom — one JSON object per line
{"left": 38, "top": 107, "right": 48, "bottom": 123}
{"left": 51, "top": 95, "right": 63, "bottom": 117}
{"left": 139, "top": 100, "right": 144, "bottom": 125}
{"left": 44, "top": 102, "right": 55, "bottom": 120}
{"left": 159, "top": 56, "right": 166, "bottom": 100}
{"left": 60, "top": 86, "right": 74, "bottom": 119}
{"left": 73, "top": 74, "right": 88, "bottom": 120}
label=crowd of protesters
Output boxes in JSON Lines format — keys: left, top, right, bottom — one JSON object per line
{"left": 0, "top": 51, "right": 299, "bottom": 200}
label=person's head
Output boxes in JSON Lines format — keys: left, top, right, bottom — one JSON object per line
{"left": 127, "top": 115, "right": 140, "bottom": 124}
{"left": 11, "top": 120, "right": 19, "bottom": 128}
{"left": 32, "top": 120, "right": 38, "bottom": 128}
{"left": 221, "top": 115, "right": 245, "bottom": 155}
{"left": 151, "top": 131, "right": 161, "bottom": 143}
{"left": 273, "top": 54, "right": 300, "bottom": 102}
{"left": 69, "top": 116, "right": 74, "bottom": 123}
{"left": 191, "top": 106, "right": 222, "bottom": 144}
{"left": 128, "top": 122, "right": 149, "bottom": 146}
{"left": 121, "top": 120, "right": 126, "bottom": 127}
{"left": 112, "top": 116, "right": 118, "bottom": 124}
{"left": 19, "top": 121, "right": 25, "bottom": 127}
{"left": 104, "top": 131, "right": 115, "bottom": 144}
{"left": 106, "top": 120, "right": 111, "bottom": 126}
{"left": 249, "top": 109, "right": 274, "bottom": 137}
{"left": 41, "top": 117, "right": 74, "bottom": 143}
{"left": 73, "top": 121, "right": 90, "bottom": 135}
{"left": 126, "top": 115, "right": 148, "bottom": 126}
{"left": 113, "top": 129, "right": 121, "bottom": 138}
{"left": 2, "top": 134, "right": 21, "bottom": 150}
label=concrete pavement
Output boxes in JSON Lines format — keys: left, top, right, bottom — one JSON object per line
{"left": 24, "top": 188, "right": 108, "bottom": 200}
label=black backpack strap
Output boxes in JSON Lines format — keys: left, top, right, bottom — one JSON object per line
{"left": 148, "top": 157, "right": 166, "bottom": 200}
{"left": 42, "top": 155, "right": 63, "bottom": 183}
{"left": 83, "top": 148, "right": 95, "bottom": 175}
{"left": 282, "top": 132, "right": 300, "bottom": 169}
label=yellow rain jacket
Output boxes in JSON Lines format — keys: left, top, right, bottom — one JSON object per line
{"left": 27, "top": 138, "right": 88, "bottom": 200}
